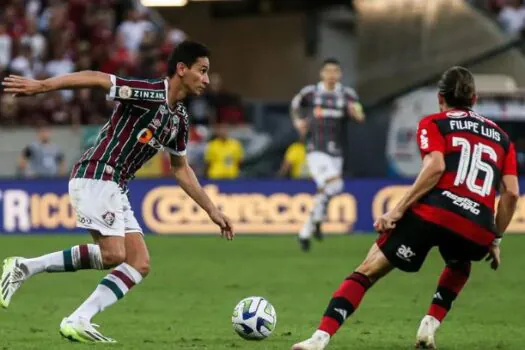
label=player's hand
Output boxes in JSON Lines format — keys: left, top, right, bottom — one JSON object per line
{"left": 348, "top": 102, "right": 365, "bottom": 123}
{"left": 208, "top": 209, "right": 234, "bottom": 241}
{"left": 293, "top": 119, "right": 308, "bottom": 139}
{"left": 374, "top": 209, "right": 403, "bottom": 233}
{"left": 485, "top": 244, "right": 501, "bottom": 271}
{"left": 2, "top": 75, "right": 45, "bottom": 97}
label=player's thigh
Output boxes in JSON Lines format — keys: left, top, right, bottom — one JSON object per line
{"left": 330, "top": 156, "right": 343, "bottom": 176}
{"left": 69, "top": 178, "right": 125, "bottom": 237}
{"left": 306, "top": 152, "right": 337, "bottom": 188}
{"left": 438, "top": 230, "right": 489, "bottom": 264}
{"left": 376, "top": 212, "right": 435, "bottom": 273}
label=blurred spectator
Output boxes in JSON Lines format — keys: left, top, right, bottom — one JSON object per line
{"left": 498, "top": 0, "right": 525, "bottom": 34}
{"left": 18, "top": 126, "right": 67, "bottom": 178}
{"left": 204, "top": 123, "right": 244, "bottom": 179}
{"left": 10, "top": 42, "right": 43, "bottom": 78}
{"left": 0, "top": 0, "right": 189, "bottom": 126}
{"left": 45, "top": 46, "right": 75, "bottom": 101}
{"left": 0, "top": 93, "right": 20, "bottom": 126}
{"left": 278, "top": 140, "right": 309, "bottom": 179}
{"left": 0, "top": 24, "right": 13, "bottom": 71}
{"left": 117, "top": 8, "right": 154, "bottom": 53}
{"left": 515, "top": 137, "right": 525, "bottom": 174}
{"left": 20, "top": 17, "right": 46, "bottom": 60}
{"left": 187, "top": 72, "right": 246, "bottom": 125}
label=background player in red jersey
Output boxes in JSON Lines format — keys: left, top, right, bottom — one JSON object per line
{"left": 291, "top": 66, "right": 520, "bottom": 350}
{"left": 0, "top": 41, "right": 234, "bottom": 343}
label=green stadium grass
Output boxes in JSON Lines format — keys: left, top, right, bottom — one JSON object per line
{"left": 0, "top": 234, "right": 524, "bottom": 349}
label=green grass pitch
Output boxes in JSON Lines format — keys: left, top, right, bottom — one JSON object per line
{"left": 0, "top": 234, "right": 524, "bottom": 349}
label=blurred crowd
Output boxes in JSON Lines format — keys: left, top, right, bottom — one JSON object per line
{"left": 0, "top": 0, "right": 247, "bottom": 128}
{"left": 484, "top": 0, "right": 525, "bottom": 35}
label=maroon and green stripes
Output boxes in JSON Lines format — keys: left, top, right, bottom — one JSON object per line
{"left": 62, "top": 244, "right": 92, "bottom": 272}
{"left": 99, "top": 270, "right": 136, "bottom": 300}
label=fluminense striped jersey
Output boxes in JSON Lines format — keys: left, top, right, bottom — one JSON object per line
{"left": 71, "top": 75, "right": 189, "bottom": 189}
{"left": 291, "top": 82, "right": 359, "bottom": 157}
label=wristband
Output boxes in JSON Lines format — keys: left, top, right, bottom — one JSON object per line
{"left": 492, "top": 238, "right": 502, "bottom": 246}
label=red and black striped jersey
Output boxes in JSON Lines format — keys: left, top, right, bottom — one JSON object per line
{"left": 291, "top": 82, "right": 359, "bottom": 157}
{"left": 411, "top": 108, "right": 517, "bottom": 246}
{"left": 71, "top": 75, "right": 189, "bottom": 189}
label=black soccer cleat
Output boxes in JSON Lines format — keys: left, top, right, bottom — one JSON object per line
{"left": 313, "top": 222, "right": 323, "bottom": 241}
{"left": 298, "top": 238, "right": 311, "bottom": 252}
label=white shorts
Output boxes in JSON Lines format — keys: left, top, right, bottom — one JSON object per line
{"left": 68, "top": 178, "right": 142, "bottom": 236}
{"left": 306, "top": 151, "right": 343, "bottom": 188}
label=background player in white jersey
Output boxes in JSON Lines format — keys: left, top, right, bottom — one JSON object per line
{"left": 0, "top": 41, "right": 234, "bottom": 343}
{"left": 290, "top": 58, "right": 365, "bottom": 251}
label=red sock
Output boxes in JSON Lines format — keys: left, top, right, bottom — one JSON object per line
{"left": 318, "top": 272, "right": 373, "bottom": 336}
{"left": 428, "top": 262, "right": 471, "bottom": 322}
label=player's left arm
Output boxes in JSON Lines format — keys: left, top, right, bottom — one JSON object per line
{"left": 374, "top": 119, "right": 445, "bottom": 232}
{"left": 167, "top": 118, "right": 233, "bottom": 239}
{"left": 345, "top": 87, "right": 365, "bottom": 123}
{"left": 170, "top": 154, "right": 234, "bottom": 240}
{"left": 393, "top": 119, "right": 446, "bottom": 214}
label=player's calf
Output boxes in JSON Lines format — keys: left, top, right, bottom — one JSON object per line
{"left": 293, "top": 244, "right": 393, "bottom": 348}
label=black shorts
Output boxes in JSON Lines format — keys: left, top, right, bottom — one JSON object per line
{"left": 376, "top": 211, "right": 490, "bottom": 273}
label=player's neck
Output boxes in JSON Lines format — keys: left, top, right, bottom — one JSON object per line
{"left": 322, "top": 82, "right": 337, "bottom": 91}
{"left": 167, "top": 80, "right": 187, "bottom": 109}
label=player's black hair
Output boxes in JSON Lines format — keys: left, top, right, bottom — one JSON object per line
{"left": 438, "top": 66, "right": 476, "bottom": 108}
{"left": 167, "top": 41, "right": 211, "bottom": 77}
{"left": 322, "top": 58, "right": 341, "bottom": 68}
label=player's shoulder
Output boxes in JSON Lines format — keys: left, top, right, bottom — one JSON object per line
{"left": 342, "top": 85, "right": 359, "bottom": 99}
{"left": 418, "top": 111, "right": 448, "bottom": 127}
{"left": 297, "top": 84, "right": 316, "bottom": 95}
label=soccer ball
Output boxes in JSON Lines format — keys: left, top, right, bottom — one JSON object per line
{"left": 231, "top": 296, "right": 277, "bottom": 340}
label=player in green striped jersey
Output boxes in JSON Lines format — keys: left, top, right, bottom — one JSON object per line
{"left": 0, "top": 41, "right": 234, "bottom": 343}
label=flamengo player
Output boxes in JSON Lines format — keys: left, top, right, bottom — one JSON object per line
{"left": 292, "top": 66, "right": 519, "bottom": 349}
{"left": 0, "top": 41, "right": 234, "bottom": 343}
{"left": 290, "top": 58, "right": 365, "bottom": 251}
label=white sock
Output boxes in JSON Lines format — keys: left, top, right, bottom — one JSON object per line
{"left": 311, "top": 192, "right": 329, "bottom": 223}
{"left": 21, "top": 244, "right": 103, "bottom": 277}
{"left": 69, "top": 263, "right": 143, "bottom": 321}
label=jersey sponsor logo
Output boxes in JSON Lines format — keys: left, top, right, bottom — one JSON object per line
{"left": 137, "top": 128, "right": 154, "bottom": 144}
{"left": 102, "top": 211, "right": 116, "bottom": 227}
{"left": 132, "top": 90, "right": 165, "bottom": 100}
{"left": 137, "top": 128, "right": 165, "bottom": 151}
{"left": 446, "top": 111, "right": 468, "bottom": 118}
{"left": 118, "top": 85, "right": 132, "bottom": 99}
{"left": 396, "top": 244, "right": 416, "bottom": 262}
{"left": 419, "top": 129, "right": 429, "bottom": 149}
{"left": 313, "top": 106, "right": 344, "bottom": 119}
{"left": 441, "top": 190, "right": 481, "bottom": 215}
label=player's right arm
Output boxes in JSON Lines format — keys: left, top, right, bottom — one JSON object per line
{"left": 495, "top": 143, "right": 520, "bottom": 236}
{"left": 3, "top": 72, "right": 166, "bottom": 103}
{"left": 290, "top": 85, "right": 314, "bottom": 138}
{"left": 2, "top": 71, "right": 113, "bottom": 96}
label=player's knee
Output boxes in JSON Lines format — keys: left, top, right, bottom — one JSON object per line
{"left": 324, "top": 178, "right": 344, "bottom": 196}
{"left": 447, "top": 261, "right": 471, "bottom": 277}
{"left": 129, "top": 258, "right": 150, "bottom": 277}
{"left": 100, "top": 248, "right": 126, "bottom": 268}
